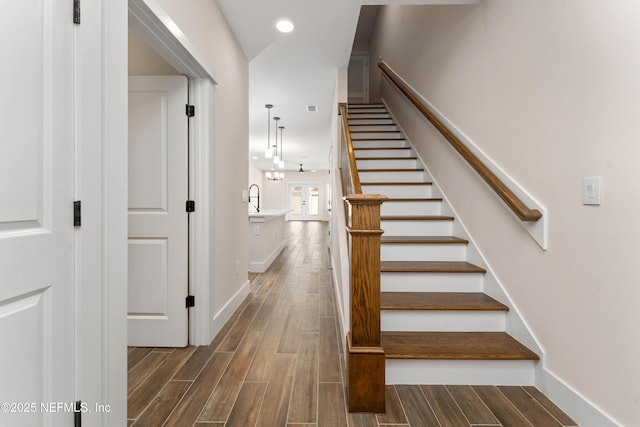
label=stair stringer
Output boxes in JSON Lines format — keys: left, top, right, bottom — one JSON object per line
{"left": 382, "top": 101, "right": 544, "bottom": 362}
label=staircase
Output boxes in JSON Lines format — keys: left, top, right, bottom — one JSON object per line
{"left": 347, "top": 103, "right": 539, "bottom": 385}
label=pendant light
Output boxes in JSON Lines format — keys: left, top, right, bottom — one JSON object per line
{"left": 272, "top": 116, "right": 280, "bottom": 165}
{"left": 265, "top": 104, "right": 273, "bottom": 158}
{"left": 278, "top": 126, "right": 285, "bottom": 169}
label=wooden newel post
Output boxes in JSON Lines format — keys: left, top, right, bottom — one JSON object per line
{"left": 345, "top": 193, "right": 387, "bottom": 413}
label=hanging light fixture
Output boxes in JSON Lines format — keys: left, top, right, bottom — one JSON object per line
{"left": 266, "top": 168, "right": 284, "bottom": 181}
{"left": 272, "top": 116, "right": 280, "bottom": 165}
{"left": 278, "top": 126, "right": 285, "bottom": 169}
{"left": 265, "top": 104, "right": 273, "bottom": 158}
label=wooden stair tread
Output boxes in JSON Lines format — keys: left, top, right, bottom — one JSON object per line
{"left": 381, "top": 235, "right": 466, "bottom": 244}
{"left": 347, "top": 112, "right": 389, "bottom": 115}
{"left": 381, "top": 332, "right": 539, "bottom": 360}
{"left": 381, "top": 292, "right": 508, "bottom": 311}
{"left": 349, "top": 123, "right": 396, "bottom": 126}
{"left": 362, "top": 182, "right": 432, "bottom": 186}
{"left": 384, "top": 197, "right": 442, "bottom": 202}
{"left": 356, "top": 157, "right": 416, "bottom": 160}
{"left": 381, "top": 215, "right": 454, "bottom": 221}
{"left": 351, "top": 130, "right": 401, "bottom": 133}
{"left": 351, "top": 138, "right": 409, "bottom": 141}
{"left": 351, "top": 145, "right": 411, "bottom": 148}
{"left": 358, "top": 168, "right": 424, "bottom": 172}
{"left": 380, "top": 261, "right": 485, "bottom": 273}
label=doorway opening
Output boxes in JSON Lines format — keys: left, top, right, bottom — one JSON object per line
{"left": 287, "top": 183, "right": 324, "bottom": 221}
{"left": 128, "top": 0, "right": 217, "bottom": 347}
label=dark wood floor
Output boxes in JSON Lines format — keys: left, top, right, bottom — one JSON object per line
{"left": 128, "top": 221, "right": 578, "bottom": 426}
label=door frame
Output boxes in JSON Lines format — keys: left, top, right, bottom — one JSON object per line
{"left": 76, "top": 1, "right": 216, "bottom": 424}
{"left": 129, "top": 0, "right": 217, "bottom": 347}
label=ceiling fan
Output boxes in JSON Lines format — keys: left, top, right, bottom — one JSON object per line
{"left": 298, "top": 163, "right": 304, "bottom": 173}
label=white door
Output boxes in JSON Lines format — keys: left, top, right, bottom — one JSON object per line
{"left": 348, "top": 52, "right": 369, "bottom": 104}
{"left": 288, "top": 184, "right": 324, "bottom": 221}
{"left": 0, "top": 2, "right": 75, "bottom": 426}
{"left": 128, "top": 76, "right": 189, "bottom": 347}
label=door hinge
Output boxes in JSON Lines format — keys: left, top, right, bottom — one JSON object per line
{"left": 186, "top": 200, "right": 195, "bottom": 213}
{"left": 74, "top": 201, "right": 81, "bottom": 227}
{"left": 186, "top": 104, "right": 195, "bottom": 117}
{"left": 186, "top": 295, "right": 195, "bottom": 308}
{"left": 74, "top": 401, "right": 82, "bottom": 427}
{"left": 73, "top": 0, "right": 81, "bottom": 24}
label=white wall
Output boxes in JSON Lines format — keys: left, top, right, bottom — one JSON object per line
{"left": 152, "top": 0, "right": 249, "bottom": 330}
{"left": 369, "top": 2, "right": 640, "bottom": 425}
{"left": 331, "top": 67, "right": 351, "bottom": 339}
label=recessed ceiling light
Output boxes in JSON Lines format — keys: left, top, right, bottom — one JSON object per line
{"left": 276, "top": 19, "right": 294, "bottom": 33}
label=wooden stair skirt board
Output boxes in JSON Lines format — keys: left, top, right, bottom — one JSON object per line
{"left": 344, "top": 104, "right": 540, "bottom": 406}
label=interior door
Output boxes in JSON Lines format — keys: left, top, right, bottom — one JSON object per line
{"left": 288, "top": 184, "right": 323, "bottom": 221}
{"left": 0, "top": 2, "right": 75, "bottom": 425}
{"left": 348, "top": 52, "right": 369, "bottom": 104}
{"left": 128, "top": 76, "right": 189, "bottom": 347}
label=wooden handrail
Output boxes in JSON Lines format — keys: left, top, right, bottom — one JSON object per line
{"left": 378, "top": 61, "right": 542, "bottom": 222}
{"left": 339, "top": 103, "right": 362, "bottom": 194}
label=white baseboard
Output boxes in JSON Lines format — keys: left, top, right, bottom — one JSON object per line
{"left": 248, "top": 241, "right": 285, "bottom": 273}
{"left": 536, "top": 365, "right": 620, "bottom": 427}
{"left": 209, "top": 279, "right": 250, "bottom": 341}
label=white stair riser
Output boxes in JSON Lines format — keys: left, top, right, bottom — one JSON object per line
{"left": 352, "top": 140, "right": 408, "bottom": 149}
{"left": 381, "top": 220, "right": 453, "bottom": 236}
{"left": 381, "top": 201, "right": 441, "bottom": 216}
{"left": 348, "top": 108, "right": 386, "bottom": 114}
{"left": 348, "top": 118, "right": 395, "bottom": 125}
{"left": 350, "top": 125, "right": 398, "bottom": 132}
{"left": 381, "top": 310, "right": 505, "bottom": 332}
{"left": 351, "top": 131, "right": 404, "bottom": 139}
{"left": 359, "top": 171, "right": 424, "bottom": 182}
{"left": 347, "top": 113, "right": 391, "bottom": 119}
{"left": 381, "top": 243, "right": 466, "bottom": 261}
{"left": 381, "top": 272, "right": 484, "bottom": 293}
{"left": 386, "top": 360, "right": 536, "bottom": 385}
{"left": 354, "top": 149, "right": 413, "bottom": 158}
{"left": 363, "top": 184, "right": 432, "bottom": 198}
{"left": 357, "top": 159, "right": 418, "bottom": 169}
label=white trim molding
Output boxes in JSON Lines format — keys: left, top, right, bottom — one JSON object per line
{"left": 536, "top": 365, "right": 621, "bottom": 426}
{"left": 211, "top": 280, "right": 251, "bottom": 340}
{"left": 249, "top": 241, "right": 286, "bottom": 273}
{"left": 128, "top": 0, "right": 217, "bottom": 82}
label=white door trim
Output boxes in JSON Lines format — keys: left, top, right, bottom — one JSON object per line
{"left": 128, "top": 0, "right": 217, "bottom": 82}
{"left": 76, "top": 1, "right": 216, "bottom": 424}
{"left": 128, "top": 0, "right": 217, "bottom": 346}
{"left": 76, "top": 1, "right": 128, "bottom": 425}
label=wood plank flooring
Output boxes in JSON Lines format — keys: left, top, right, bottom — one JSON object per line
{"left": 128, "top": 221, "right": 578, "bottom": 426}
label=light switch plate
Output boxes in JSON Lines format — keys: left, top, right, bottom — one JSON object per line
{"left": 582, "top": 176, "right": 601, "bottom": 205}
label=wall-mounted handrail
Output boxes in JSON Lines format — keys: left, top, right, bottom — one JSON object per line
{"left": 378, "top": 61, "right": 542, "bottom": 222}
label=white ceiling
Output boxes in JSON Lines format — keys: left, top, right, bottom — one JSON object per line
{"left": 216, "top": 0, "right": 481, "bottom": 172}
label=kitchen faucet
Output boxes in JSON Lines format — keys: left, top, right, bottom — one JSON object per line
{"left": 248, "top": 184, "right": 260, "bottom": 213}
